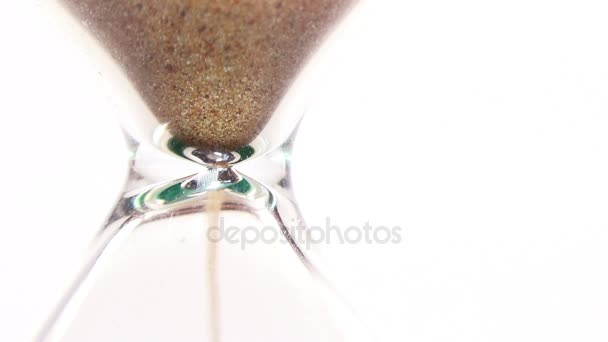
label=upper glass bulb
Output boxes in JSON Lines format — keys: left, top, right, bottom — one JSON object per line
{"left": 61, "top": 0, "right": 355, "bottom": 165}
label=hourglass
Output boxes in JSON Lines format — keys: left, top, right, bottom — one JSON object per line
{"left": 37, "top": 1, "right": 365, "bottom": 341}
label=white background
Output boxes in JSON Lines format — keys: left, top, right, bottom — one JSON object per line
{"left": 2, "top": 0, "right": 608, "bottom": 341}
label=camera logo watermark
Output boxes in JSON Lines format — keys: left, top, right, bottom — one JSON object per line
{"left": 206, "top": 217, "right": 403, "bottom": 250}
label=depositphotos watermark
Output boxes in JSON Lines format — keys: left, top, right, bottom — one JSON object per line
{"left": 206, "top": 217, "right": 403, "bottom": 250}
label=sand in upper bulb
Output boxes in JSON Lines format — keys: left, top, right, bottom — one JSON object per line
{"left": 64, "top": 0, "right": 354, "bottom": 150}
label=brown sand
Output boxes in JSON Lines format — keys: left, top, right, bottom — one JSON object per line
{"left": 64, "top": 0, "right": 353, "bottom": 150}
